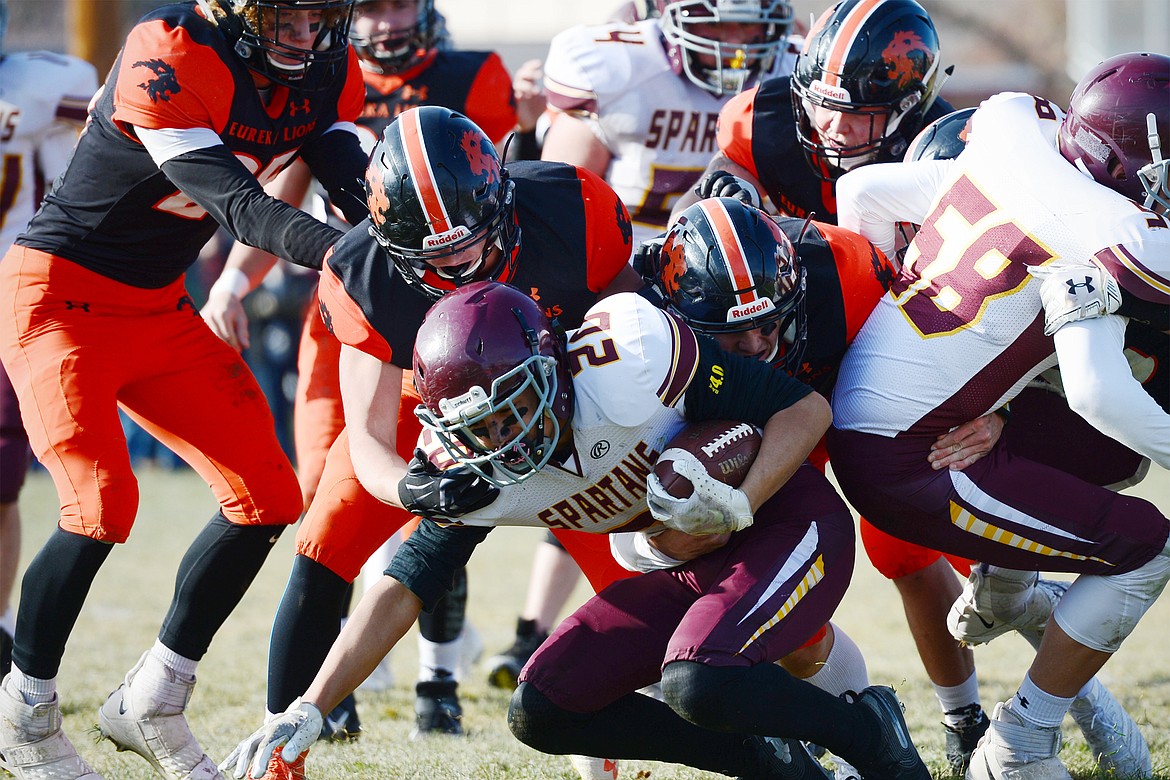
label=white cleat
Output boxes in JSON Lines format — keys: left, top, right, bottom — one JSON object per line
{"left": 568, "top": 754, "right": 619, "bottom": 780}
{"left": 948, "top": 566, "right": 1069, "bottom": 646}
{"left": 98, "top": 654, "right": 222, "bottom": 780}
{"left": 0, "top": 675, "right": 101, "bottom": 780}
{"left": 965, "top": 702, "right": 1070, "bottom": 780}
{"left": 1069, "top": 678, "right": 1151, "bottom": 778}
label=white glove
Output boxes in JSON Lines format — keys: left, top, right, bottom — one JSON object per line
{"left": 1028, "top": 261, "right": 1121, "bottom": 336}
{"left": 646, "top": 450, "right": 754, "bottom": 535}
{"left": 220, "top": 698, "right": 322, "bottom": 779}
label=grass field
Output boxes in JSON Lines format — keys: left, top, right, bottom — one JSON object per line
{"left": 10, "top": 464, "right": 1170, "bottom": 779}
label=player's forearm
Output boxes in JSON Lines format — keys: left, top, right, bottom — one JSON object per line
{"left": 303, "top": 575, "right": 421, "bottom": 715}
{"left": 740, "top": 391, "right": 831, "bottom": 511}
{"left": 1056, "top": 317, "right": 1170, "bottom": 469}
{"left": 349, "top": 431, "right": 410, "bottom": 507}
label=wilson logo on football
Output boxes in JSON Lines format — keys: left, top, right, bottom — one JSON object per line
{"left": 809, "top": 79, "right": 850, "bottom": 103}
{"left": 728, "top": 298, "right": 775, "bottom": 322}
{"left": 423, "top": 225, "right": 473, "bottom": 249}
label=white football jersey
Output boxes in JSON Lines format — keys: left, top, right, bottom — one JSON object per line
{"left": 543, "top": 19, "right": 797, "bottom": 245}
{"left": 0, "top": 51, "right": 98, "bottom": 249}
{"left": 833, "top": 92, "right": 1170, "bottom": 438}
{"left": 418, "top": 292, "right": 701, "bottom": 533}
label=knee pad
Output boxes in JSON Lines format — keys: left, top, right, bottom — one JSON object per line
{"left": 508, "top": 681, "right": 572, "bottom": 752}
{"left": 1054, "top": 553, "right": 1170, "bottom": 652}
{"left": 661, "top": 660, "right": 739, "bottom": 730}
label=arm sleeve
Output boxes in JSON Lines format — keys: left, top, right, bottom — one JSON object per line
{"left": 682, "top": 335, "right": 813, "bottom": 427}
{"left": 158, "top": 145, "right": 343, "bottom": 270}
{"left": 1055, "top": 315, "right": 1170, "bottom": 469}
{"left": 298, "top": 126, "right": 370, "bottom": 226}
{"left": 385, "top": 519, "right": 493, "bottom": 611}
{"left": 835, "top": 159, "right": 954, "bottom": 257}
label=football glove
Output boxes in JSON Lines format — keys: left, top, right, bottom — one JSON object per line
{"left": 1028, "top": 261, "right": 1121, "bottom": 336}
{"left": 221, "top": 698, "right": 321, "bottom": 779}
{"left": 694, "top": 170, "right": 761, "bottom": 208}
{"left": 397, "top": 449, "right": 499, "bottom": 520}
{"left": 646, "top": 451, "right": 754, "bottom": 535}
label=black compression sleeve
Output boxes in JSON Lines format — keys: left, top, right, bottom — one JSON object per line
{"left": 160, "top": 146, "right": 343, "bottom": 270}
{"left": 683, "top": 335, "right": 813, "bottom": 427}
{"left": 386, "top": 519, "right": 492, "bottom": 612}
{"left": 298, "top": 129, "right": 370, "bottom": 226}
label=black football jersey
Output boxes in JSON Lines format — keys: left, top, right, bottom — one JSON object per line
{"left": 18, "top": 1, "right": 364, "bottom": 288}
{"left": 318, "top": 159, "right": 634, "bottom": 368}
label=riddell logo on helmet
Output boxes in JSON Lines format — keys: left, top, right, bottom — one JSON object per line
{"left": 728, "top": 298, "right": 775, "bottom": 322}
{"left": 423, "top": 225, "right": 472, "bottom": 249}
{"left": 809, "top": 79, "right": 850, "bottom": 103}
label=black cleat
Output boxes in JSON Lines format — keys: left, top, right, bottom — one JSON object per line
{"left": 738, "top": 735, "right": 834, "bottom": 780}
{"left": 485, "top": 618, "right": 547, "bottom": 690}
{"left": 412, "top": 671, "right": 464, "bottom": 738}
{"left": 319, "top": 692, "right": 361, "bottom": 741}
{"left": 944, "top": 703, "right": 990, "bottom": 776}
{"left": 851, "top": 686, "right": 931, "bottom": 780}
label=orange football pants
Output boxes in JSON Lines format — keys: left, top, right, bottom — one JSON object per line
{"left": 0, "top": 247, "right": 302, "bottom": 542}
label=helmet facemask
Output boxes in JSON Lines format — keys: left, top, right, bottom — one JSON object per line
{"left": 206, "top": 0, "right": 355, "bottom": 90}
{"left": 369, "top": 175, "right": 520, "bottom": 300}
{"left": 349, "top": 0, "right": 436, "bottom": 74}
{"left": 1138, "top": 112, "right": 1170, "bottom": 213}
{"left": 415, "top": 311, "right": 564, "bottom": 488}
{"left": 659, "top": 0, "right": 792, "bottom": 97}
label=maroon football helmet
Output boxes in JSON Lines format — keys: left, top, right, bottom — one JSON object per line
{"left": 1058, "top": 51, "right": 1170, "bottom": 211}
{"left": 412, "top": 282, "right": 572, "bottom": 486}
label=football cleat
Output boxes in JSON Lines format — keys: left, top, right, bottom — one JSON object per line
{"left": 738, "top": 735, "right": 833, "bottom": 779}
{"left": 568, "top": 754, "right": 620, "bottom": 780}
{"left": 943, "top": 704, "right": 990, "bottom": 776}
{"left": 486, "top": 618, "right": 547, "bottom": 690}
{"left": 1068, "top": 678, "right": 1151, "bottom": 777}
{"left": 948, "top": 566, "right": 1069, "bottom": 646}
{"left": 411, "top": 671, "right": 463, "bottom": 738}
{"left": 97, "top": 653, "right": 222, "bottom": 780}
{"left": 850, "top": 686, "right": 931, "bottom": 780}
{"left": 318, "top": 693, "right": 360, "bottom": 742}
{"left": 0, "top": 676, "right": 101, "bottom": 780}
{"left": 965, "top": 701, "right": 1070, "bottom": 780}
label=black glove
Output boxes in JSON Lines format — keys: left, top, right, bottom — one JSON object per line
{"left": 397, "top": 449, "right": 499, "bottom": 520}
{"left": 694, "top": 170, "right": 761, "bottom": 208}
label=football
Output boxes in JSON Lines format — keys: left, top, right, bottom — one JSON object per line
{"left": 653, "top": 420, "right": 762, "bottom": 498}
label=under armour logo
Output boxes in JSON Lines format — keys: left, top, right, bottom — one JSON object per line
{"left": 1065, "top": 276, "right": 1095, "bottom": 295}
{"left": 177, "top": 294, "right": 197, "bottom": 314}
{"left": 64, "top": 300, "right": 90, "bottom": 312}
{"left": 289, "top": 98, "right": 311, "bottom": 116}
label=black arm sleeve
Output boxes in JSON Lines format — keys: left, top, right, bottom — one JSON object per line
{"left": 683, "top": 334, "right": 814, "bottom": 427}
{"left": 160, "top": 146, "right": 343, "bottom": 270}
{"left": 298, "top": 129, "right": 370, "bottom": 226}
{"left": 385, "top": 519, "right": 492, "bottom": 612}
